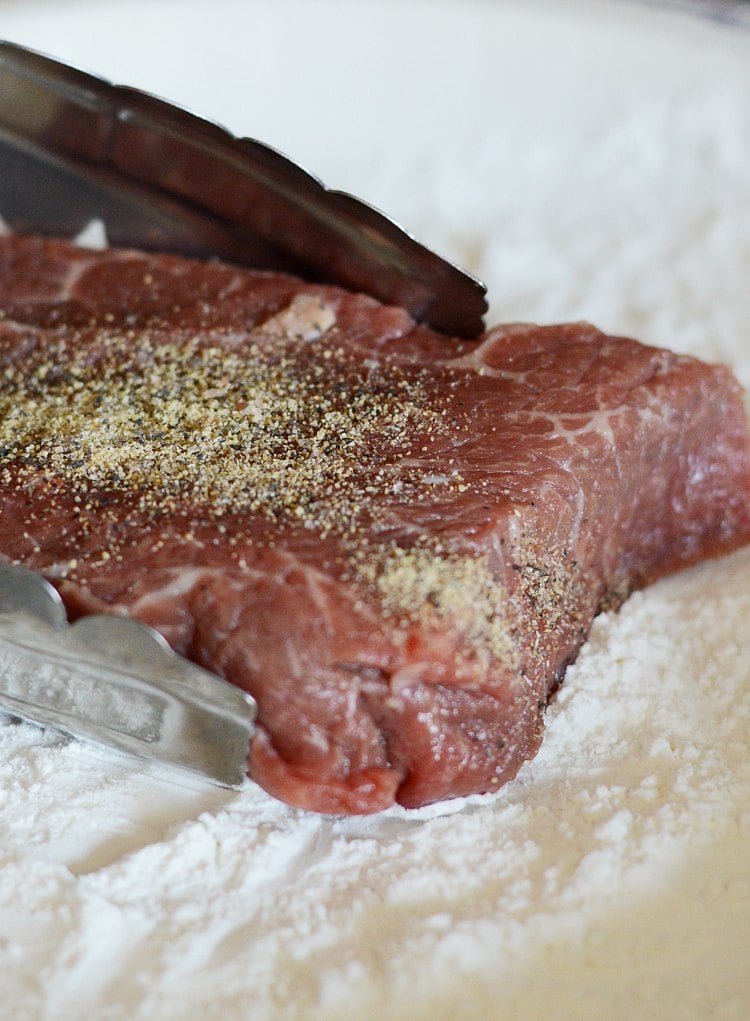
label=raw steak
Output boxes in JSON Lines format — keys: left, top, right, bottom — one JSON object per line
{"left": 1, "top": 234, "right": 749, "bottom": 814}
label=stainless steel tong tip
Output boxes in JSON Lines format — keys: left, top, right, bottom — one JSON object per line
{"left": 0, "top": 564, "right": 256, "bottom": 788}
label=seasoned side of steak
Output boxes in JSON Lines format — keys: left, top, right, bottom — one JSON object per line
{"left": 1, "top": 235, "right": 749, "bottom": 813}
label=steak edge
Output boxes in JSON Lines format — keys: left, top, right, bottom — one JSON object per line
{"left": 1, "top": 234, "right": 749, "bottom": 814}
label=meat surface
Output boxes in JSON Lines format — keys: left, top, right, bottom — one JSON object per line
{"left": 1, "top": 234, "right": 749, "bottom": 814}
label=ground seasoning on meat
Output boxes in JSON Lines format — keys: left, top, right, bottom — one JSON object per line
{"left": 0, "top": 328, "right": 447, "bottom": 529}
{"left": 0, "top": 321, "right": 521, "bottom": 663}
{"left": 351, "top": 544, "right": 519, "bottom": 666}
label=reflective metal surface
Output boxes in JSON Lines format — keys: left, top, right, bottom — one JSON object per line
{"left": 0, "top": 40, "right": 488, "bottom": 338}
{"left": 0, "top": 565, "right": 257, "bottom": 788}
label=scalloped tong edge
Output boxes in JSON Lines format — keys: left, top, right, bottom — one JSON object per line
{"left": 0, "top": 39, "right": 488, "bottom": 338}
{"left": 0, "top": 564, "right": 256, "bottom": 788}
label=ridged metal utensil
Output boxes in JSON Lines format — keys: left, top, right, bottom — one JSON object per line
{"left": 0, "top": 564, "right": 256, "bottom": 788}
{"left": 0, "top": 40, "right": 488, "bottom": 338}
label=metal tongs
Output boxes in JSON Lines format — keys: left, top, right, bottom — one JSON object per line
{"left": 0, "top": 565, "right": 256, "bottom": 787}
{"left": 0, "top": 40, "right": 487, "bottom": 337}
{"left": 0, "top": 41, "right": 487, "bottom": 788}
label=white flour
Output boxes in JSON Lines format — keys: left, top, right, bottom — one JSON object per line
{"left": 1, "top": 2, "right": 749, "bottom": 1019}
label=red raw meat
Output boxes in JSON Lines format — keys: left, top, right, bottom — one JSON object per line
{"left": 1, "top": 234, "right": 749, "bottom": 813}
